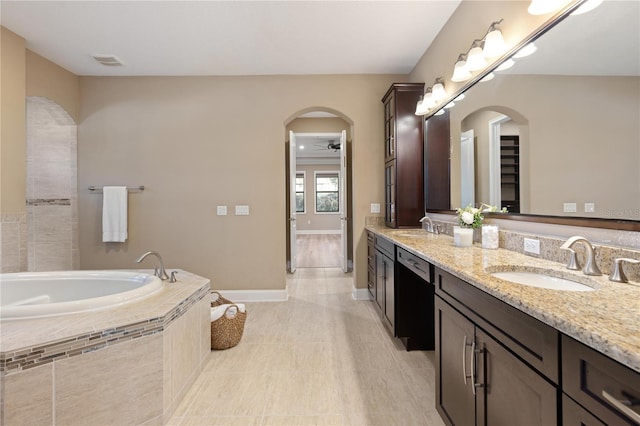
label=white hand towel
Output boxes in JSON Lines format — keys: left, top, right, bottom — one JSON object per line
{"left": 102, "top": 186, "right": 128, "bottom": 242}
{"left": 210, "top": 304, "right": 246, "bottom": 322}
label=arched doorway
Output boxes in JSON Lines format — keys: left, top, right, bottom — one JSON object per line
{"left": 284, "top": 107, "right": 354, "bottom": 273}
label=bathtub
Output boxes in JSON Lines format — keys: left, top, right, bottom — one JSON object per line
{"left": 0, "top": 270, "right": 163, "bottom": 320}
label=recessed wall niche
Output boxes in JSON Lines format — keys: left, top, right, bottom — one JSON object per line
{"left": 26, "top": 97, "right": 79, "bottom": 271}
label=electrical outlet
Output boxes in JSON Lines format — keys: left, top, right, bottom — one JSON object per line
{"left": 371, "top": 203, "right": 381, "bottom": 214}
{"left": 563, "top": 203, "right": 577, "bottom": 213}
{"left": 235, "top": 205, "right": 249, "bottom": 215}
{"left": 216, "top": 205, "right": 227, "bottom": 216}
{"left": 584, "top": 202, "right": 595, "bottom": 213}
{"left": 524, "top": 238, "right": 540, "bottom": 255}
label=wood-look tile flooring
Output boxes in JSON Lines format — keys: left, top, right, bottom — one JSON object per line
{"left": 295, "top": 234, "right": 341, "bottom": 268}
{"left": 168, "top": 268, "right": 444, "bottom": 426}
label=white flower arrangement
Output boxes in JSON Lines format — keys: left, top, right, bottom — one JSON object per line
{"left": 456, "top": 203, "right": 507, "bottom": 229}
{"left": 456, "top": 206, "right": 484, "bottom": 229}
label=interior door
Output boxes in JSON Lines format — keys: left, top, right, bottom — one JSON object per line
{"left": 460, "top": 129, "right": 475, "bottom": 208}
{"left": 339, "top": 130, "right": 348, "bottom": 272}
{"left": 289, "top": 130, "right": 297, "bottom": 273}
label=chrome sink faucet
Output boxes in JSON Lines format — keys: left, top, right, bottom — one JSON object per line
{"left": 420, "top": 214, "right": 437, "bottom": 233}
{"left": 560, "top": 236, "right": 602, "bottom": 276}
{"left": 135, "top": 251, "right": 170, "bottom": 280}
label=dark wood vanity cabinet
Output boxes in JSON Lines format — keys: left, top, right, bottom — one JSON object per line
{"left": 374, "top": 235, "right": 395, "bottom": 332}
{"left": 366, "top": 231, "right": 376, "bottom": 300}
{"left": 562, "top": 335, "right": 640, "bottom": 426}
{"left": 435, "top": 267, "right": 558, "bottom": 426}
{"left": 382, "top": 83, "right": 425, "bottom": 228}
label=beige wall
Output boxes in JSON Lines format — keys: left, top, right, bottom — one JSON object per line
{"left": 295, "top": 164, "right": 341, "bottom": 232}
{"left": 78, "top": 74, "right": 401, "bottom": 291}
{"left": 26, "top": 49, "right": 81, "bottom": 124}
{"left": 1, "top": 27, "right": 26, "bottom": 214}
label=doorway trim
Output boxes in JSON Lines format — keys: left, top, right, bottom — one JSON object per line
{"left": 284, "top": 107, "right": 354, "bottom": 274}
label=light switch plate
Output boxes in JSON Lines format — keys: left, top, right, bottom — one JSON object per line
{"left": 584, "top": 202, "right": 595, "bottom": 213}
{"left": 371, "top": 203, "right": 381, "bottom": 214}
{"left": 235, "top": 205, "right": 249, "bottom": 215}
{"left": 216, "top": 206, "right": 227, "bottom": 216}
{"left": 563, "top": 203, "right": 577, "bottom": 213}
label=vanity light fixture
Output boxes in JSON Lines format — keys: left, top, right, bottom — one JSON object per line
{"left": 572, "top": 0, "right": 603, "bottom": 15}
{"left": 483, "top": 20, "right": 506, "bottom": 58}
{"left": 432, "top": 78, "right": 447, "bottom": 101}
{"left": 454, "top": 93, "right": 466, "bottom": 101}
{"left": 444, "top": 101, "right": 455, "bottom": 109}
{"left": 434, "top": 109, "right": 445, "bottom": 116}
{"left": 513, "top": 43, "right": 537, "bottom": 58}
{"left": 451, "top": 54, "right": 472, "bottom": 82}
{"left": 466, "top": 39, "right": 487, "bottom": 71}
{"left": 528, "top": 0, "right": 565, "bottom": 15}
{"left": 423, "top": 88, "right": 436, "bottom": 109}
{"left": 415, "top": 95, "right": 430, "bottom": 116}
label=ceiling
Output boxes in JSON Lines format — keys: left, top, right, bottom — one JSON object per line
{"left": 295, "top": 132, "right": 342, "bottom": 161}
{"left": 1, "top": 0, "right": 461, "bottom": 77}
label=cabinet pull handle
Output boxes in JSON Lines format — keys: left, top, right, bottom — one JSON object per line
{"left": 602, "top": 390, "right": 640, "bottom": 424}
{"left": 471, "top": 341, "right": 484, "bottom": 396}
{"left": 463, "top": 335, "right": 472, "bottom": 385}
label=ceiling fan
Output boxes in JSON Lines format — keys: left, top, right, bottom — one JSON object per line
{"left": 314, "top": 140, "right": 340, "bottom": 151}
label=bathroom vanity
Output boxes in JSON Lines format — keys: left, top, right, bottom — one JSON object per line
{"left": 366, "top": 226, "right": 640, "bottom": 426}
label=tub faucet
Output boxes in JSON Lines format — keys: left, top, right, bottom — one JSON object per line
{"left": 135, "top": 251, "right": 170, "bottom": 280}
{"left": 560, "top": 236, "right": 602, "bottom": 276}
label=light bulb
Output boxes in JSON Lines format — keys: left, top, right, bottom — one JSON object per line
{"left": 466, "top": 45, "right": 487, "bottom": 71}
{"left": 423, "top": 92, "right": 436, "bottom": 109}
{"left": 451, "top": 59, "right": 472, "bottom": 82}
{"left": 432, "top": 79, "right": 446, "bottom": 101}
{"left": 528, "top": 0, "right": 563, "bottom": 15}
{"left": 572, "top": 0, "right": 603, "bottom": 15}
{"left": 483, "top": 28, "right": 506, "bottom": 58}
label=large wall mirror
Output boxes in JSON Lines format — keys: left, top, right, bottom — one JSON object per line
{"left": 430, "top": 0, "right": 639, "bottom": 229}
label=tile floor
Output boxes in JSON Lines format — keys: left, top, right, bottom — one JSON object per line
{"left": 168, "top": 268, "right": 445, "bottom": 426}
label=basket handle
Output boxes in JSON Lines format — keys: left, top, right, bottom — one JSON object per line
{"left": 224, "top": 304, "right": 240, "bottom": 319}
{"left": 210, "top": 291, "right": 222, "bottom": 305}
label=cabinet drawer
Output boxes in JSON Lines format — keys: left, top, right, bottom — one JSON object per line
{"left": 374, "top": 235, "right": 395, "bottom": 259}
{"left": 435, "top": 267, "right": 559, "bottom": 383}
{"left": 562, "top": 335, "right": 640, "bottom": 425}
{"left": 563, "top": 395, "right": 606, "bottom": 426}
{"left": 397, "top": 247, "right": 432, "bottom": 283}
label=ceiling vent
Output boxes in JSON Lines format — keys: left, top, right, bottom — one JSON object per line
{"left": 92, "top": 54, "right": 124, "bottom": 66}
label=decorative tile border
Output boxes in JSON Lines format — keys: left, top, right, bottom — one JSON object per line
{"left": 0, "top": 285, "right": 209, "bottom": 375}
{"left": 26, "top": 198, "right": 71, "bottom": 206}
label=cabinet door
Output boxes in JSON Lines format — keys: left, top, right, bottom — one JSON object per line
{"left": 383, "top": 256, "right": 394, "bottom": 330}
{"left": 476, "top": 328, "right": 557, "bottom": 426}
{"left": 435, "top": 297, "right": 476, "bottom": 426}
{"left": 384, "top": 96, "right": 395, "bottom": 162}
{"left": 384, "top": 161, "right": 395, "bottom": 227}
{"left": 375, "top": 252, "right": 385, "bottom": 312}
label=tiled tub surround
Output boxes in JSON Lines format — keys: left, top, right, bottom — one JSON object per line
{"left": 0, "top": 270, "right": 211, "bottom": 425}
{"left": 0, "top": 212, "right": 27, "bottom": 273}
{"left": 367, "top": 225, "right": 640, "bottom": 373}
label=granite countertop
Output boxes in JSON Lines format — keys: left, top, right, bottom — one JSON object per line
{"left": 367, "top": 225, "right": 640, "bottom": 373}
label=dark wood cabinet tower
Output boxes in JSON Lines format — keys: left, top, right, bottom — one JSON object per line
{"left": 382, "top": 83, "right": 425, "bottom": 228}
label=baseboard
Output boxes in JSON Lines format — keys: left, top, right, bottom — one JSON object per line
{"left": 352, "top": 287, "right": 371, "bottom": 301}
{"left": 296, "top": 230, "right": 341, "bottom": 235}
{"left": 211, "top": 289, "right": 289, "bottom": 303}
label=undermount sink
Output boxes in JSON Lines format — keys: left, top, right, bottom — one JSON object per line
{"left": 395, "top": 232, "right": 425, "bottom": 238}
{"left": 488, "top": 267, "right": 598, "bottom": 292}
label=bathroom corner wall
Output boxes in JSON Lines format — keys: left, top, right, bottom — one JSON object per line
{"left": 0, "top": 27, "right": 27, "bottom": 273}
{"left": 26, "top": 97, "right": 79, "bottom": 271}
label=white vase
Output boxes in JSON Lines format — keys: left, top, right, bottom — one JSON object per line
{"left": 453, "top": 226, "right": 474, "bottom": 247}
{"left": 482, "top": 225, "right": 499, "bottom": 249}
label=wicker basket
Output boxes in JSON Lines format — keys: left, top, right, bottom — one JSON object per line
{"left": 210, "top": 303, "right": 247, "bottom": 350}
{"left": 210, "top": 291, "right": 233, "bottom": 307}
